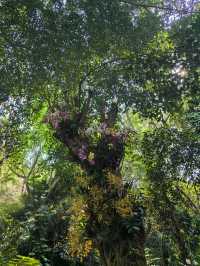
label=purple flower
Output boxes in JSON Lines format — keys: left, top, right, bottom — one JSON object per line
{"left": 100, "top": 122, "right": 108, "bottom": 132}
{"left": 52, "top": 119, "right": 60, "bottom": 129}
{"left": 77, "top": 144, "right": 87, "bottom": 161}
{"left": 59, "top": 111, "right": 69, "bottom": 121}
{"left": 89, "top": 159, "right": 95, "bottom": 165}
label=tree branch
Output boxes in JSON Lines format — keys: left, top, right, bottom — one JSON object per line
{"left": 122, "top": 1, "right": 200, "bottom": 14}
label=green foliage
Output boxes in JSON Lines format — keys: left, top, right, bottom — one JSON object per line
{"left": 0, "top": 202, "right": 23, "bottom": 265}
{"left": 7, "top": 256, "right": 40, "bottom": 266}
{"left": 17, "top": 201, "right": 69, "bottom": 265}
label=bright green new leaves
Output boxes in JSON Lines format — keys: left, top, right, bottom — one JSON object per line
{"left": 8, "top": 256, "right": 41, "bottom": 266}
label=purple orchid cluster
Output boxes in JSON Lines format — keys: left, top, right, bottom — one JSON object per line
{"left": 77, "top": 144, "right": 95, "bottom": 166}
{"left": 44, "top": 111, "right": 69, "bottom": 129}
{"left": 45, "top": 111, "right": 129, "bottom": 172}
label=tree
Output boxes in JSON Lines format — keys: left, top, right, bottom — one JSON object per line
{"left": 0, "top": 0, "right": 200, "bottom": 265}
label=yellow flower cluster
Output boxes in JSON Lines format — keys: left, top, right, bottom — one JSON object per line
{"left": 68, "top": 227, "right": 93, "bottom": 259}
{"left": 107, "top": 172, "right": 122, "bottom": 189}
{"left": 74, "top": 168, "right": 91, "bottom": 189}
{"left": 89, "top": 185, "right": 104, "bottom": 203}
{"left": 115, "top": 196, "right": 133, "bottom": 218}
{"left": 75, "top": 174, "right": 90, "bottom": 188}
{"left": 82, "top": 239, "right": 93, "bottom": 257}
{"left": 68, "top": 197, "right": 89, "bottom": 258}
{"left": 68, "top": 226, "right": 83, "bottom": 258}
{"left": 67, "top": 170, "right": 135, "bottom": 260}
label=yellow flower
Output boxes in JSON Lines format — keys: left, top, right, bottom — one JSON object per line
{"left": 107, "top": 172, "right": 122, "bottom": 188}
{"left": 115, "top": 197, "right": 133, "bottom": 218}
{"left": 88, "top": 152, "right": 94, "bottom": 161}
{"left": 83, "top": 240, "right": 93, "bottom": 257}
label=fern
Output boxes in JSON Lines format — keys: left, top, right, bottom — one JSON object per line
{"left": 145, "top": 248, "right": 160, "bottom": 266}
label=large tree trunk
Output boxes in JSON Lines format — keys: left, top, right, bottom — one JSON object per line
{"left": 98, "top": 238, "right": 147, "bottom": 266}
